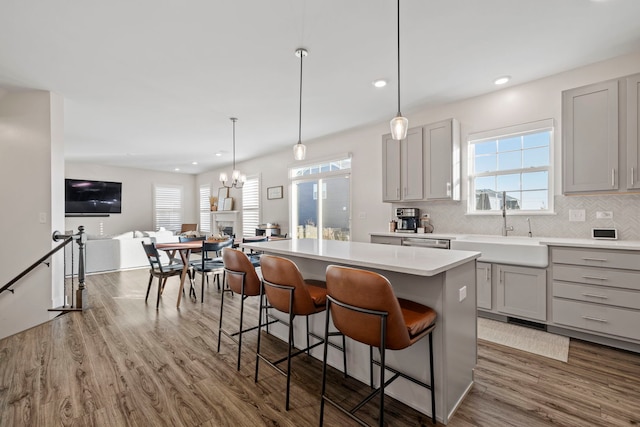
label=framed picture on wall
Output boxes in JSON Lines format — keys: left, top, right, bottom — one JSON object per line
{"left": 267, "top": 185, "right": 283, "bottom": 200}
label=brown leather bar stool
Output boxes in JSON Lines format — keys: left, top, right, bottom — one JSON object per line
{"left": 219, "top": 248, "right": 272, "bottom": 371}
{"left": 320, "top": 265, "right": 437, "bottom": 426}
{"left": 255, "top": 254, "right": 346, "bottom": 411}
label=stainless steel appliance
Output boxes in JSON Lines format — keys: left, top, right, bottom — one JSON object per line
{"left": 401, "top": 237, "right": 450, "bottom": 249}
{"left": 395, "top": 208, "right": 420, "bottom": 233}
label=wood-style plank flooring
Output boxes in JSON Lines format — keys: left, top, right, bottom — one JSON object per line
{"left": 1, "top": 268, "right": 639, "bottom": 426}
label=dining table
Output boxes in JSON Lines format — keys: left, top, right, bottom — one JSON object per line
{"left": 155, "top": 236, "right": 289, "bottom": 308}
{"left": 155, "top": 240, "right": 205, "bottom": 307}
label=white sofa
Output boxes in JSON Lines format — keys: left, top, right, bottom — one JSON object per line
{"left": 64, "top": 230, "right": 179, "bottom": 275}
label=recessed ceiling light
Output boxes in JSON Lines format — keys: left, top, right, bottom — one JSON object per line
{"left": 215, "top": 152, "right": 222, "bottom": 157}
{"left": 494, "top": 76, "right": 511, "bottom": 85}
{"left": 192, "top": 161, "right": 198, "bottom": 165}
{"left": 174, "top": 168, "right": 180, "bottom": 171}
{"left": 372, "top": 79, "right": 387, "bottom": 88}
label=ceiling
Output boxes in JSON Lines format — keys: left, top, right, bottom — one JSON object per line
{"left": 1, "top": 0, "right": 640, "bottom": 175}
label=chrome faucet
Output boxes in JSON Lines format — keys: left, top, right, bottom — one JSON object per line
{"left": 501, "top": 191, "right": 514, "bottom": 236}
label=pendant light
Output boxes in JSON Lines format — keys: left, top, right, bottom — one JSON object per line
{"left": 293, "top": 48, "right": 308, "bottom": 160}
{"left": 219, "top": 117, "right": 246, "bottom": 188}
{"left": 390, "top": 0, "right": 408, "bottom": 140}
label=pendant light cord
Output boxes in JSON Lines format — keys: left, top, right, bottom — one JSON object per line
{"left": 298, "top": 52, "right": 304, "bottom": 144}
{"left": 232, "top": 117, "right": 237, "bottom": 170}
{"left": 396, "top": 0, "right": 401, "bottom": 116}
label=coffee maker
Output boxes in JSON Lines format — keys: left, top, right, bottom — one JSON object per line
{"left": 395, "top": 208, "right": 420, "bottom": 233}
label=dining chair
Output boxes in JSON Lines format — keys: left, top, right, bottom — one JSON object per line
{"left": 191, "top": 237, "right": 234, "bottom": 302}
{"left": 180, "top": 223, "right": 198, "bottom": 233}
{"left": 141, "top": 242, "right": 185, "bottom": 309}
{"left": 242, "top": 235, "right": 268, "bottom": 267}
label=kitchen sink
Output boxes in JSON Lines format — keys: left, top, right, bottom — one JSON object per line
{"left": 450, "top": 235, "right": 548, "bottom": 267}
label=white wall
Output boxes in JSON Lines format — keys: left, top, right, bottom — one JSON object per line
{"left": 0, "top": 89, "right": 64, "bottom": 340}
{"left": 198, "top": 51, "right": 640, "bottom": 242}
{"left": 65, "top": 163, "right": 197, "bottom": 236}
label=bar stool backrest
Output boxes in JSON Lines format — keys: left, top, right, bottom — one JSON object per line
{"left": 260, "top": 254, "right": 317, "bottom": 315}
{"left": 222, "top": 248, "right": 261, "bottom": 296}
{"left": 326, "top": 265, "right": 410, "bottom": 350}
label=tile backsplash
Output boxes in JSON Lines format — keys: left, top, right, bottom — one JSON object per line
{"left": 417, "top": 194, "right": 640, "bottom": 240}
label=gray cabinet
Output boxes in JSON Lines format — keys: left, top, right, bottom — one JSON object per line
{"left": 551, "top": 247, "right": 640, "bottom": 343}
{"left": 495, "top": 264, "right": 547, "bottom": 321}
{"left": 423, "top": 119, "right": 461, "bottom": 200}
{"left": 382, "top": 118, "right": 460, "bottom": 202}
{"left": 627, "top": 74, "right": 640, "bottom": 189}
{"left": 477, "top": 262, "right": 492, "bottom": 310}
{"left": 562, "top": 80, "right": 619, "bottom": 193}
{"left": 382, "top": 127, "right": 423, "bottom": 202}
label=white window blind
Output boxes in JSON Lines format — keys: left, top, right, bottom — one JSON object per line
{"left": 242, "top": 176, "right": 260, "bottom": 238}
{"left": 154, "top": 185, "right": 182, "bottom": 232}
{"left": 199, "top": 184, "right": 211, "bottom": 233}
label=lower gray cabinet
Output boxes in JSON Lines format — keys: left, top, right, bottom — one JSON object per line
{"left": 496, "top": 264, "right": 547, "bottom": 321}
{"left": 477, "top": 262, "right": 492, "bottom": 310}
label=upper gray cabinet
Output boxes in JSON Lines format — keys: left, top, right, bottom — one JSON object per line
{"left": 382, "top": 119, "right": 460, "bottom": 202}
{"left": 562, "top": 80, "right": 619, "bottom": 193}
{"left": 382, "top": 127, "right": 423, "bottom": 202}
{"left": 562, "top": 72, "right": 640, "bottom": 194}
{"left": 627, "top": 74, "right": 640, "bottom": 189}
{"left": 423, "top": 119, "right": 461, "bottom": 200}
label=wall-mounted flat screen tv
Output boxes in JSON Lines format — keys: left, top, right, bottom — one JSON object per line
{"left": 65, "top": 179, "right": 122, "bottom": 214}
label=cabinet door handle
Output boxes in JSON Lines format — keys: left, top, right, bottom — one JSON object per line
{"left": 582, "top": 315, "right": 608, "bottom": 323}
{"left": 446, "top": 182, "right": 451, "bottom": 197}
{"left": 581, "top": 257, "right": 607, "bottom": 262}
{"left": 581, "top": 293, "right": 608, "bottom": 299}
{"left": 611, "top": 168, "right": 615, "bottom": 187}
{"left": 631, "top": 167, "right": 635, "bottom": 186}
{"left": 582, "top": 275, "right": 608, "bottom": 281}
{"left": 486, "top": 267, "right": 490, "bottom": 281}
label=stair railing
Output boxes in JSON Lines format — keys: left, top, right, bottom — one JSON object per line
{"left": 0, "top": 226, "right": 87, "bottom": 311}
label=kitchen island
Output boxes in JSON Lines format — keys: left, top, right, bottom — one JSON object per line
{"left": 242, "top": 238, "right": 480, "bottom": 424}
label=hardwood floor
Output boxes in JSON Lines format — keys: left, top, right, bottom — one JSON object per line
{"left": 1, "top": 268, "right": 639, "bottom": 426}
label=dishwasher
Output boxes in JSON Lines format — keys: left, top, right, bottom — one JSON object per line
{"left": 401, "top": 237, "right": 450, "bottom": 249}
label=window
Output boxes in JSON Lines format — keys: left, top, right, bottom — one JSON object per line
{"left": 153, "top": 185, "right": 182, "bottom": 232}
{"left": 290, "top": 156, "right": 351, "bottom": 241}
{"left": 242, "top": 176, "right": 260, "bottom": 238}
{"left": 468, "top": 119, "right": 553, "bottom": 214}
{"left": 199, "top": 184, "right": 211, "bottom": 233}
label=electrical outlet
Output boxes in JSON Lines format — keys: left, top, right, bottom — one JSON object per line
{"left": 569, "top": 209, "right": 586, "bottom": 222}
{"left": 459, "top": 286, "right": 467, "bottom": 302}
{"left": 358, "top": 212, "right": 367, "bottom": 219}
{"left": 596, "top": 211, "right": 613, "bottom": 219}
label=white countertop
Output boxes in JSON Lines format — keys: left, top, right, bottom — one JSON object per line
{"left": 540, "top": 237, "right": 640, "bottom": 250}
{"left": 242, "top": 238, "right": 480, "bottom": 277}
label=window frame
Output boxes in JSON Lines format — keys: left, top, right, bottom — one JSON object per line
{"left": 467, "top": 119, "right": 554, "bottom": 215}
{"left": 289, "top": 154, "right": 352, "bottom": 240}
